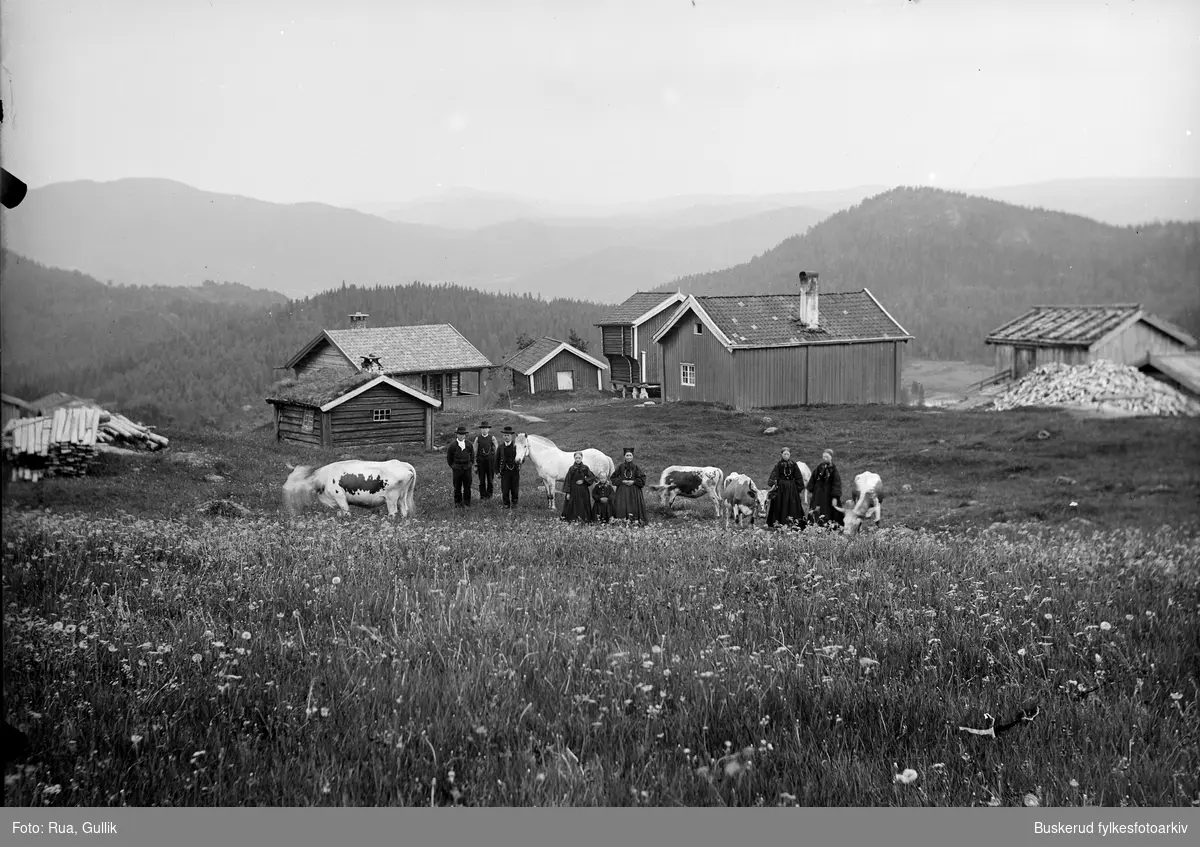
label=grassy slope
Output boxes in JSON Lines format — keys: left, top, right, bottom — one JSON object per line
{"left": 3, "top": 402, "right": 1198, "bottom": 807}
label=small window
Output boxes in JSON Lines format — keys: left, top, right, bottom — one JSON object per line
{"left": 680, "top": 363, "right": 696, "bottom": 387}
{"left": 373, "top": 409, "right": 391, "bottom": 422}
{"left": 694, "top": 321, "right": 704, "bottom": 335}
{"left": 301, "top": 409, "right": 315, "bottom": 432}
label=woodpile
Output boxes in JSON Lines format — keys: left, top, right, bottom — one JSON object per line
{"left": 991, "top": 360, "right": 1200, "bottom": 417}
{"left": 2, "top": 404, "right": 169, "bottom": 482}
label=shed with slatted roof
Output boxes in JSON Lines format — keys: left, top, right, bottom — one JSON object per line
{"left": 650, "top": 274, "right": 913, "bottom": 409}
{"left": 984, "top": 304, "right": 1196, "bottom": 381}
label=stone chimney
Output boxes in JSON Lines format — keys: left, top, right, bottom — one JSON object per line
{"left": 797, "top": 272, "right": 819, "bottom": 328}
{"left": 349, "top": 312, "right": 369, "bottom": 330}
{"left": 360, "top": 353, "right": 383, "bottom": 374}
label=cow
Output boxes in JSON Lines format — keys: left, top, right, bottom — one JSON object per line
{"left": 649, "top": 465, "right": 725, "bottom": 518}
{"left": 722, "top": 472, "right": 769, "bottom": 528}
{"left": 840, "top": 471, "right": 884, "bottom": 536}
{"left": 282, "top": 460, "right": 417, "bottom": 519}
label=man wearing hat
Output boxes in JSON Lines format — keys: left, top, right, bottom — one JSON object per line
{"left": 497, "top": 425, "right": 521, "bottom": 509}
{"left": 472, "top": 421, "right": 500, "bottom": 501}
{"left": 610, "top": 446, "right": 648, "bottom": 525}
{"left": 446, "top": 425, "right": 475, "bottom": 508}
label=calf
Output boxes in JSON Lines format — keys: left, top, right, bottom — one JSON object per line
{"left": 722, "top": 472, "right": 769, "bottom": 528}
{"left": 841, "top": 471, "right": 884, "bottom": 536}
{"left": 649, "top": 465, "right": 725, "bottom": 518}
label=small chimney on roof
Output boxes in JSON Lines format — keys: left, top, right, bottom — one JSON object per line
{"left": 797, "top": 272, "right": 819, "bottom": 328}
{"left": 349, "top": 312, "right": 369, "bottom": 330}
{"left": 360, "top": 353, "right": 383, "bottom": 374}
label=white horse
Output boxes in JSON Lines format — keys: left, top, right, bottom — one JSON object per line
{"left": 282, "top": 460, "right": 417, "bottom": 519}
{"left": 514, "top": 433, "right": 615, "bottom": 509}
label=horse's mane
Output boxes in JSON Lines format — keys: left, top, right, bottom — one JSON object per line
{"left": 526, "top": 433, "right": 558, "bottom": 449}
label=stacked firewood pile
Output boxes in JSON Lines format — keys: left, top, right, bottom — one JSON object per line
{"left": 96, "top": 410, "right": 170, "bottom": 450}
{"left": 4, "top": 407, "right": 103, "bottom": 481}
{"left": 991, "top": 360, "right": 1200, "bottom": 417}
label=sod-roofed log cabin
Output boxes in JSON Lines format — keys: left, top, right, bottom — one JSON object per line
{"left": 651, "top": 274, "right": 912, "bottom": 409}
{"left": 594, "top": 291, "right": 687, "bottom": 394}
{"left": 498, "top": 336, "right": 609, "bottom": 396}
{"left": 265, "top": 372, "right": 440, "bottom": 450}
{"left": 984, "top": 304, "right": 1197, "bottom": 381}
{"left": 281, "top": 313, "right": 494, "bottom": 412}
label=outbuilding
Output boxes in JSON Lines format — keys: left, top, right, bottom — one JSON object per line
{"left": 498, "top": 336, "right": 608, "bottom": 395}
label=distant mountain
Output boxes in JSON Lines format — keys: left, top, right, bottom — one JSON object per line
{"left": 659, "top": 187, "right": 1200, "bottom": 362}
{"left": 970, "top": 178, "right": 1200, "bottom": 228}
{"left": 0, "top": 250, "right": 612, "bottom": 427}
{"left": 0, "top": 178, "right": 834, "bottom": 303}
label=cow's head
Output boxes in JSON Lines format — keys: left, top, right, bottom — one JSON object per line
{"left": 281, "top": 465, "right": 317, "bottom": 515}
{"left": 752, "top": 485, "right": 769, "bottom": 518}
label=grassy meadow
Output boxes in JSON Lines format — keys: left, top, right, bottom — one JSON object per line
{"left": 3, "top": 398, "right": 1199, "bottom": 807}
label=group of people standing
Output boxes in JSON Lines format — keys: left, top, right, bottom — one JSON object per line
{"left": 445, "top": 420, "right": 846, "bottom": 531}
{"left": 764, "top": 447, "right": 846, "bottom": 530}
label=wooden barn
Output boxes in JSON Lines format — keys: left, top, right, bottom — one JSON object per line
{"left": 281, "top": 313, "right": 494, "bottom": 412}
{"left": 595, "top": 291, "right": 687, "bottom": 395}
{"left": 1138, "top": 352, "right": 1200, "bottom": 399}
{"left": 1, "top": 393, "right": 37, "bottom": 430}
{"left": 498, "top": 336, "right": 608, "bottom": 396}
{"left": 265, "top": 372, "right": 440, "bottom": 450}
{"left": 651, "top": 276, "right": 912, "bottom": 409}
{"left": 985, "top": 304, "right": 1197, "bottom": 381}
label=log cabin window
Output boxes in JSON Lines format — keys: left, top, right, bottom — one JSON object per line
{"left": 680, "top": 363, "right": 696, "bottom": 387}
{"left": 694, "top": 322, "right": 704, "bottom": 335}
{"left": 372, "top": 408, "right": 391, "bottom": 422}
{"left": 301, "top": 409, "right": 314, "bottom": 432}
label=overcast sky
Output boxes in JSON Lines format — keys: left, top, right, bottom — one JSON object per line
{"left": 2, "top": 0, "right": 1197, "bottom": 207}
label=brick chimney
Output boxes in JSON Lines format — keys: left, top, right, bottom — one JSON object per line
{"left": 349, "top": 312, "right": 369, "bottom": 330}
{"left": 797, "top": 272, "right": 819, "bottom": 328}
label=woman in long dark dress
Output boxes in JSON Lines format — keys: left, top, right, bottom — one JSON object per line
{"left": 806, "top": 449, "right": 844, "bottom": 529}
{"left": 592, "top": 471, "right": 615, "bottom": 524}
{"left": 611, "top": 447, "right": 648, "bottom": 525}
{"left": 766, "top": 447, "right": 807, "bottom": 530}
{"left": 561, "top": 452, "right": 596, "bottom": 523}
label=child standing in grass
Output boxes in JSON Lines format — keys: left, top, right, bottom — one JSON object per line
{"left": 806, "top": 449, "right": 844, "bottom": 529}
{"left": 592, "top": 470, "right": 614, "bottom": 523}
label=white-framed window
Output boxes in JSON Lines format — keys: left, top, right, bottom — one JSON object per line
{"left": 694, "top": 321, "right": 704, "bottom": 335}
{"left": 680, "top": 363, "right": 696, "bottom": 387}
{"left": 373, "top": 408, "right": 391, "bottom": 422}
{"left": 301, "top": 409, "right": 315, "bottom": 432}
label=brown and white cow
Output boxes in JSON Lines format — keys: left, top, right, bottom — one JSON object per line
{"left": 649, "top": 465, "right": 725, "bottom": 518}
{"left": 840, "top": 471, "right": 884, "bottom": 536}
{"left": 722, "top": 472, "right": 769, "bottom": 528}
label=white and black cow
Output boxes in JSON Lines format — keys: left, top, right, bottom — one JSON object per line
{"left": 722, "top": 472, "right": 769, "bottom": 528}
{"left": 282, "top": 460, "right": 417, "bottom": 519}
{"left": 649, "top": 465, "right": 725, "bottom": 518}
{"left": 840, "top": 471, "right": 884, "bottom": 536}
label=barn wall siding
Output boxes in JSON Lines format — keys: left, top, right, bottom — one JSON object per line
{"left": 637, "top": 310, "right": 677, "bottom": 385}
{"left": 807, "top": 342, "right": 898, "bottom": 405}
{"left": 602, "top": 327, "right": 624, "bottom": 355}
{"left": 1091, "top": 321, "right": 1189, "bottom": 366}
{"left": 277, "top": 404, "right": 324, "bottom": 445}
{"left": 733, "top": 347, "right": 808, "bottom": 408}
{"left": 530, "top": 350, "right": 599, "bottom": 393}
{"left": 294, "top": 343, "right": 354, "bottom": 381}
{"left": 659, "top": 312, "right": 735, "bottom": 404}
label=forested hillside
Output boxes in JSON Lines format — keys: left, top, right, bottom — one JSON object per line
{"left": 662, "top": 187, "right": 1200, "bottom": 361}
{"left": 1, "top": 251, "right": 609, "bottom": 426}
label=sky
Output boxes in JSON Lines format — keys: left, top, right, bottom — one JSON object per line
{"left": 1, "top": 0, "right": 1197, "bottom": 207}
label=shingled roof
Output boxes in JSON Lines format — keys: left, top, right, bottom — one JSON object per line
{"left": 985, "top": 305, "right": 1197, "bottom": 348}
{"left": 500, "top": 337, "right": 609, "bottom": 374}
{"left": 284, "top": 324, "right": 494, "bottom": 373}
{"left": 595, "top": 291, "right": 686, "bottom": 327}
{"left": 265, "top": 372, "right": 440, "bottom": 410}
{"left": 654, "top": 290, "right": 911, "bottom": 348}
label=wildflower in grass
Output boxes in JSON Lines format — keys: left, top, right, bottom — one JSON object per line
{"left": 1024, "top": 793, "right": 1040, "bottom": 807}
{"left": 130, "top": 734, "right": 143, "bottom": 747}
{"left": 191, "top": 653, "right": 202, "bottom": 664}
{"left": 1018, "top": 648, "right": 1027, "bottom": 656}
{"left": 1044, "top": 613, "right": 1053, "bottom": 621}
{"left": 1100, "top": 621, "right": 1112, "bottom": 631}
{"left": 1069, "top": 779, "right": 1079, "bottom": 788}
{"left": 107, "top": 645, "right": 117, "bottom": 653}
{"left": 724, "top": 760, "right": 743, "bottom": 777}
{"left": 894, "top": 768, "right": 918, "bottom": 785}
{"left": 931, "top": 763, "right": 946, "bottom": 774}
{"left": 331, "top": 577, "right": 341, "bottom": 585}
{"left": 1125, "top": 614, "right": 1134, "bottom": 621}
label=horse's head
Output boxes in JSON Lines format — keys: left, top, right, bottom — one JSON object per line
{"left": 514, "top": 433, "right": 530, "bottom": 465}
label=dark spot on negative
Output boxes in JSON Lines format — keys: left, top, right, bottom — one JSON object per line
{"left": 339, "top": 473, "right": 386, "bottom": 494}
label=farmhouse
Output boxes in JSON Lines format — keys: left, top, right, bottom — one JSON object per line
{"left": 1, "top": 393, "right": 37, "bottom": 430}
{"left": 281, "top": 313, "right": 494, "bottom": 412}
{"left": 265, "top": 372, "right": 440, "bottom": 450}
{"left": 595, "top": 291, "right": 687, "bottom": 395}
{"left": 498, "top": 336, "right": 608, "bottom": 396}
{"left": 985, "top": 304, "right": 1196, "bottom": 381}
{"left": 650, "top": 275, "right": 912, "bottom": 409}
